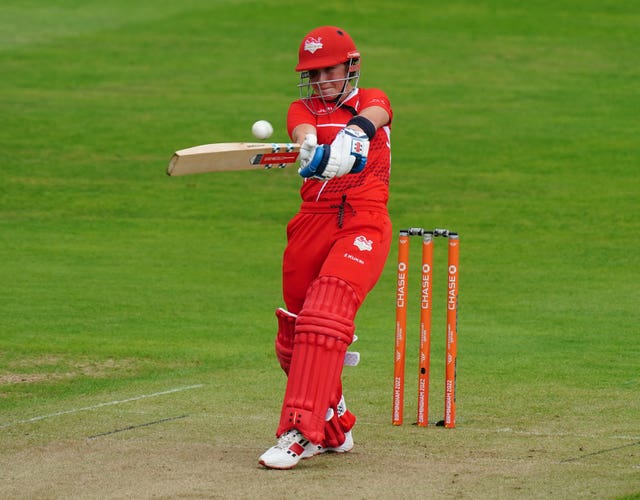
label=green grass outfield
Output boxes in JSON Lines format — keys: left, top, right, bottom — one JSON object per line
{"left": 1, "top": 1, "right": 638, "bottom": 497}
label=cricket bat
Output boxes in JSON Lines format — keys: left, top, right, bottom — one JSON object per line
{"left": 167, "top": 142, "right": 301, "bottom": 176}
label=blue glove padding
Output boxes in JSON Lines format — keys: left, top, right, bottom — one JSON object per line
{"left": 298, "top": 145, "right": 330, "bottom": 178}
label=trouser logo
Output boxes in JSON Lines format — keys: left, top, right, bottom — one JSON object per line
{"left": 353, "top": 235, "right": 373, "bottom": 251}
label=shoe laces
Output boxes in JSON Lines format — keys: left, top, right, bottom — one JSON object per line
{"left": 276, "top": 430, "right": 300, "bottom": 449}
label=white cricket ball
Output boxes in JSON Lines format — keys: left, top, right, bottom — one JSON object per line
{"left": 251, "top": 120, "right": 273, "bottom": 140}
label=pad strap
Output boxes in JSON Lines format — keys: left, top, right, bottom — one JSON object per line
{"left": 323, "top": 395, "right": 356, "bottom": 448}
{"left": 275, "top": 307, "right": 297, "bottom": 374}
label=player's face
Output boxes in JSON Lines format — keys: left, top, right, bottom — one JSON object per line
{"left": 308, "top": 64, "right": 350, "bottom": 100}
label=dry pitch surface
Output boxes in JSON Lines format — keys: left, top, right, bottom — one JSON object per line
{"left": 1, "top": 383, "right": 638, "bottom": 499}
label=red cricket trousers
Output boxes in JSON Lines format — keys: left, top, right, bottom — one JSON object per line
{"left": 282, "top": 198, "right": 392, "bottom": 315}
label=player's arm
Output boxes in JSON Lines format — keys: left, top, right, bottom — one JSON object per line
{"left": 330, "top": 105, "right": 390, "bottom": 173}
{"left": 299, "top": 110, "right": 377, "bottom": 179}
{"left": 346, "top": 105, "right": 390, "bottom": 135}
{"left": 291, "top": 123, "right": 316, "bottom": 145}
{"left": 299, "top": 104, "right": 391, "bottom": 179}
{"left": 297, "top": 105, "right": 391, "bottom": 179}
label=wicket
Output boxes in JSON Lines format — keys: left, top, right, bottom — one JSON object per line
{"left": 392, "top": 228, "right": 459, "bottom": 428}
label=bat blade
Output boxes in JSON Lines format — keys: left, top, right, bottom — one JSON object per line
{"left": 167, "top": 142, "right": 301, "bottom": 176}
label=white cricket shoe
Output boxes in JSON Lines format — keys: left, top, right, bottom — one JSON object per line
{"left": 301, "top": 430, "right": 354, "bottom": 458}
{"left": 259, "top": 429, "right": 317, "bottom": 470}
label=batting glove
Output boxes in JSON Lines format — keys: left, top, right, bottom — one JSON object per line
{"left": 298, "top": 134, "right": 317, "bottom": 170}
{"left": 324, "top": 128, "right": 369, "bottom": 178}
{"left": 298, "top": 132, "right": 329, "bottom": 179}
{"left": 297, "top": 134, "right": 330, "bottom": 179}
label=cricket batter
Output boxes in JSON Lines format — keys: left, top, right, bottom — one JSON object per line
{"left": 259, "top": 26, "right": 393, "bottom": 469}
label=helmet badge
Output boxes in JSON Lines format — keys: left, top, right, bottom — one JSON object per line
{"left": 303, "top": 37, "right": 323, "bottom": 54}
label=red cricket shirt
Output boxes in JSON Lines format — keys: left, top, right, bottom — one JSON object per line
{"left": 287, "top": 88, "right": 393, "bottom": 204}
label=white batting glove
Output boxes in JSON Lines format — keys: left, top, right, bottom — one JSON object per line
{"left": 298, "top": 131, "right": 331, "bottom": 178}
{"left": 322, "top": 128, "right": 370, "bottom": 179}
{"left": 298, "top": 133, "right": 317, "bottom": 170}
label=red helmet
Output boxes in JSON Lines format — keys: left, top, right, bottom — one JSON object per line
{"left": 296, "top": 26, "right": 360, "bottom": 72}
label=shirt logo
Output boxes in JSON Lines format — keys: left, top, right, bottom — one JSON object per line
{"left": 304, "top": 37, "right": 323, "bottom": 54}
{"left": 353, "top": 235, "right": 373, "bottom": 251}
